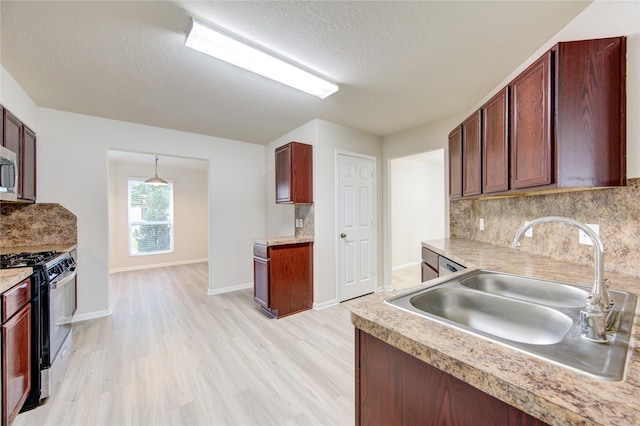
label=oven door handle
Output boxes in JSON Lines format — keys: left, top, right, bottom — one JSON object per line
{"left": 50, "top": 269, "right": 77, "bottom": 290}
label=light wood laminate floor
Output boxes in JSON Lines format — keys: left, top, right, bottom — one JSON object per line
{"left": 15, "top": 263, "right": 364, "bottom": 426}
{"left": 15, "top": 262, "right": 422, "bottom": 425}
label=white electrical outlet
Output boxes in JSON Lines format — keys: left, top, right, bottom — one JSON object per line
{"left": 479, "top": 218, "right": 485, "bottom": 231}
{"left": 524, "top": 221, "right": 533, "bottom": 237}
{"left": 579, "top": 224, "right": 599, "bottom": 245}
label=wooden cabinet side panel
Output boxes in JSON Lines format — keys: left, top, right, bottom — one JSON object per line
{"left": 556, "top": 37, "right": 626, "bottom": 187}
{"left": 2, "top": 303, "right": 31, "bottom": 426}
{"left": 253, "top": 257, "right": 269, "bottom": 308}
{"left": 269, "top": 243, "right": 313, "bottom": 317}
{"left": 483, "top": 87, "right": 510, "bottom": 193}
{"left": 0, "top": 106, "right": 4, "bottom": 147}
{"left": 462, "top": 110, "right": 482, "bottom": 196}
{"left": 21, "top": 127, "right": 37, "bottom": 202}
{"left": 510, "top": 52, "right": 553, "bottom": 189}
{"left": 421, "top": 262, "right": 438, "bottom": 282}
{"left": 357, "top": 331, "right": 549, "bottom": 426}
{"left": 448, "top": 127, "right": 463, "bottom": 198}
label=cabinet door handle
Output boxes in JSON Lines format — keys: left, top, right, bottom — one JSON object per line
{"left": 340, "top": 233, "right": 347, "bottom": 239}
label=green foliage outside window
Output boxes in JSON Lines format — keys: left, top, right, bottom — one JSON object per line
{"left": 129, "top": 180, "right": 173, "bottom": 255}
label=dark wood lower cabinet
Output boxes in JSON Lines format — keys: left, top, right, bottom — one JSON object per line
{"left": 253, "top": 242, "right": 313, "bottom": 318}
{"left": 2, "top": 304, "right": 31, "bottom": 426}
{"left": 355, "top": 330, "right": 548, "bottom": 426}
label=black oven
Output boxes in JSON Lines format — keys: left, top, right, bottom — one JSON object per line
{"left": 0, "top": 249, "right": 76, "bottom": 410}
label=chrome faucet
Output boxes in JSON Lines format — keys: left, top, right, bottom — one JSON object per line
{"left": 512, "top": 216, "right": 615, "bottom": 343}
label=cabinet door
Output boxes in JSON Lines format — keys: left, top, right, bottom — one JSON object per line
{"left": 253, "top": 257, "right": 269, "bottom": 308}
{"left": 21, "top": 126, "right": 37, "bottom": 202}
{"left": 448, "top": 126, "right": 462, "bottom": 198}
{"left": 421, "top": 263, "right": 438, "bottom": 282}
{"left": 462, "top": 110, "right": 482, "bottom": 196}
{"left": 275, "top": 144, "right": 292, "bottom": 203}
{"left": 482, "top": 88, "right": 509, "bottom": 193}
{"left": 555, "top": 37, "right": 626, "bottom": 187}
{"left": 3, "top": 109, "right": 22, "bottom": 157}
{"left": 510, "top": 52, "right": 553, "bottom": 189}
{"left": 2, "top": 303, "right": 31, "bottom": 426}
{"left": 269, "top": 243, "right": 313, "bottom": 317}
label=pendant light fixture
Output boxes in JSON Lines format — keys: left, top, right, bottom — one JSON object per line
{"left": 145, "top": 155, "right": 168, "bottom": 186}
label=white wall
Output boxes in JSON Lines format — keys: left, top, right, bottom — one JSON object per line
{"left": 391, "top": 152, "right": 445, "bottom": 268}
{"left": 265, "top": 119, "right": 383, "bottom": 307}
{"left": 1, "top": 69, "right": 266, "bottom": 319}
{"left": 108, "top": 159, "right": 209, "bottom": 272}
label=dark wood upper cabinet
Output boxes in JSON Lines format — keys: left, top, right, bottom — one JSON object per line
{"left": 510, "top": 51, "right": 553, "bottom": 190}
{"left": 450, "top": 36, "right": 626, "bottom": 199}
{"left": 482, "top": 87, "right": 510, "bottom": 194}
{"left": 21, "top": 126, "right": 37, "bottom": 202}
{"left": 554, "top": 36, "right": 626, "bottom": 187}
{"left": 462, "top": 110, "right": 482, "bottom": 197}
{"left": 275, "top": 142, "right": 313, "bottom": 204}
{"left": 448, "top": 126, "right": 462, "bottom": 199}
{"left": 1, "top": 106, "right": 37, "bottom": 203}
{"left": 3, "top": 109, "right": 22, "bottom": 157}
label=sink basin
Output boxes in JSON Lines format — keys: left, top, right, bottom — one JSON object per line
{"left": 458, "top": 271, "right": 590, "bottom": 308}
{"left": 385, "top": 269, "right": 637, "bottom": 381}
{"left": 410, "top": 288, "right": 573, "bottom": 345}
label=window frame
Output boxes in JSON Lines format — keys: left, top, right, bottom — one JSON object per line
{"left": 127, "top": 177, "right": 175, "bottom": 256}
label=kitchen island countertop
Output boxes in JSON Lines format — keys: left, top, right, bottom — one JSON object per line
{"left": 351, "top": 238, "right": 640, "bottom": 426}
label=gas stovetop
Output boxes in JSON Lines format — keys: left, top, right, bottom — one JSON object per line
{"left": 0, "top": 251, "right": 61, "bottom": 269}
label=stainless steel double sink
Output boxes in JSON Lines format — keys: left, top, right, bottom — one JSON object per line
{"left": 385, "top": 270, "right": 637, "bottom": 381}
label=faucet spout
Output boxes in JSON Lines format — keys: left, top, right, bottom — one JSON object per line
{"left": 512, "top": 216, "right": 614, "bottom": 343}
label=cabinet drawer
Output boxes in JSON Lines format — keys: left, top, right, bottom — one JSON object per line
{"left": 2, "top": 278, "right": 31, "bottom": 323}
{"left": 421, "top": 247, "right": 439, "bottom": 271}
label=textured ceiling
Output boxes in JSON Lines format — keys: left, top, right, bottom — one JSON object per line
{"left": 1, "top": 1, "right": 590, "bottom": 144}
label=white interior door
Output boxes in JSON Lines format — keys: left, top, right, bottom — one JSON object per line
{"left": 337, "top": 153, "right": 376, "bottom": 301}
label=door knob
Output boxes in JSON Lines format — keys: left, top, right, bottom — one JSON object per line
{"left": 340, "top": 233, "right": 347, "bottom": 239}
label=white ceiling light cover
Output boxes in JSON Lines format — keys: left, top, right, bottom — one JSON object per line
{"left": 185, "top": 18, "right": 339, "bottom": 99}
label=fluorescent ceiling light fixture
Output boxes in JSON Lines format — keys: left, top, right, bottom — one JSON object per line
{"left": 185, "top": 18, "right": 339, "bottom": 99}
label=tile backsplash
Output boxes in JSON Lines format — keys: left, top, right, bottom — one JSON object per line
{"left": 0, "top": 203, "right": 77, "bottom": 247}
{"left": 450, "top": 178, "right": 640, "bottom": 278}
{"left": 295, "top": 204, "right": 314, "bottom": 237}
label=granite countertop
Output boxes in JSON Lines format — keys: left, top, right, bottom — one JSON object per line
{"left": 0, "top": 243, "right": 77, "bottom": 293}
{"left": 351, "top": 238, "right": 640, "bottom": 426}
{"left": 254, "top": 236, "right": 314, "bottom": 246}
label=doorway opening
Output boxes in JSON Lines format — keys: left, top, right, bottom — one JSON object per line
{"left": 107, "top": 150, "right": 209, "bottom": 277}
{"left": 390, "top": 149, "right": 445, "bottom": 291}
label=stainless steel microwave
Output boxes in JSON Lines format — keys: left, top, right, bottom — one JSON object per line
{"left": 0, "top": 145, "right": 18, "bottom": 201}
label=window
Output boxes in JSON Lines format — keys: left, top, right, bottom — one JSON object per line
{"left": 128, "top": 178, "right": 174, "bottom": 256}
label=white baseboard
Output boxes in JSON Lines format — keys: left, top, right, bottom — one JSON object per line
{"left": 207, "top": 282, "right": 252, "bottom": 296}
{"left": 392, "top": 260, "right": 421, "bottom": 271}
{"left": 313, "top": 298, "right": 339, "bottom": 310}
{"left": 109, "top": 258, "right": 208, "bottom": 274}
{"left": 72, "top": 308, "right": 112, "bottom": 323}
